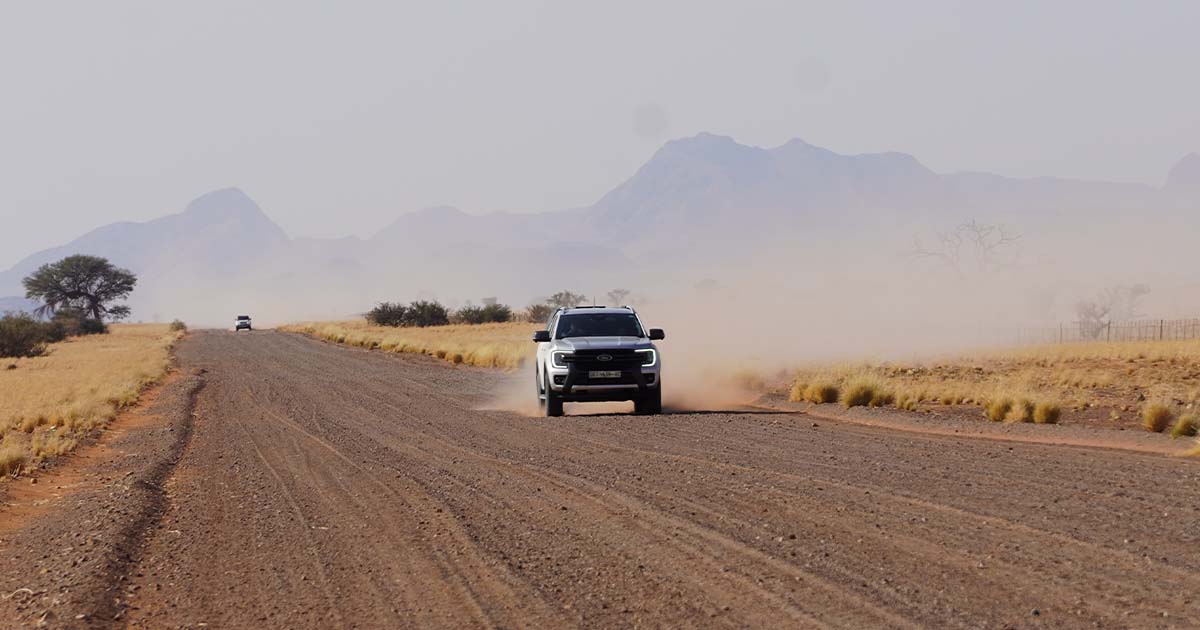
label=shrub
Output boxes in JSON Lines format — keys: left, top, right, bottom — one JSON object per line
{"left": 1170, "top": 414, "right": 1197, "bottom": 438}
{"left": 405, "top": 300, "right": 449, "bottom": 327}
{"left": 454, "top": 303, "right": 513, "bottom": 325}
{"left": 366, "top": 302, "right": 408, "bottom": 327}
{"left": 50, "top": 308, "right": 106, "bottom": 336}
{"left": 79, "top": 317, "right": 108, "bottom": 335}
{"left": 1033, "top": 402, "right": 1061, "bottom": 424}
{"left": 788, "top": 380, "right": 806, "bottom": 402}
{"left": 0, "top": 444, "right": 27, "bottom": 476}
{"left": 869, "top": 389, "right": 895, "bottom": 407}
{"left": 895, "top": 392, "right": 918, "bottom": 411}
{"left": 525, "top": 303, "right": 554, "bottom": 323}
{"left": 0, "top": 313, "right": 52, "bottom": 358}
{"left": 985, "top": 397, "right": 1013, "bottom": 422}
{"left": 842, "top": 379, "right": 892, "bottom": 408}
{"left": 1006, "top": 398, "right": 1036, "bottom": 423}
{"left": 168, "top": 319, "right": 188, "bottom": 332}
{"left": 1142, "top": 403, "right": 1174, "bottom": 433}
{"left": 803, "top": 382, "right": 839, "bottom": 404}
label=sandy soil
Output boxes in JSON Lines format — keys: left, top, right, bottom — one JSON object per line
{"left": 2, "top": 330, "right": 1199, "bottom": 628}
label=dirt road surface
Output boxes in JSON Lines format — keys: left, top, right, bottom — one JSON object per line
{"left": 3, "top": 330, "right": 1200, "bottom": 628}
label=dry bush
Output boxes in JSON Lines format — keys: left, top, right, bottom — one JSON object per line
{"left": 803, "top": 382, "right": 839, "bottom": 404}
{"left": 1006, "top": 398, "right": 1036, "bottom": 423}
{"left": 985, "top": 397, "right": 1013, "bottom": 422}
{"left": 168, "top": 319, "right": 188, "bottom": 332}
{"left": 1033, "top": 402, "right": 1061, "bottom": 424}
{"left": 1142, "top": 403, "right": 1174, "bottom": 433}
{"left": 0, "top": 443, "right": 26, "bottom": 476}
{"left": 1170, "top": 414, "right": 1197, "bottom": 438}
{"left": 843, "top": 378, "right": 891, "bottom": 408}
{"left": 788, "top": 380, "right": 806, "bottom": 402}
{"left": 894, "top": 392, "right": 918, "bottom": 411}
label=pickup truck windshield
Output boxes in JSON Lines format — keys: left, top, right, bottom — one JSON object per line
{"left": 556, "top": 313, "right": 644, "bottom": 339}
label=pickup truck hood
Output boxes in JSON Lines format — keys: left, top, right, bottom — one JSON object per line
{"left": 557, "top": 337, "right": 653, "bottom": 351}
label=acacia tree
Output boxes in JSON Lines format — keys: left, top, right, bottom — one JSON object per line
{"left": 606, "top": 288, "right": 631, "bottom": 305}
{"left": 546, "top": 291, "right": 587, "bottom": 308}
{"left": 23, "top": 255, "right": 137, "bottom": 322}
{"left": 912, "top": 220, "right": 1020, "bottom": 274}
{"left": 1075, "top": 284, "right": 1150, "bottom": 339}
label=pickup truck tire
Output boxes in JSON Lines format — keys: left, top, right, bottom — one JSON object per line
{"left": 635, "top": 386, "right": 662, "bottom": 415}
{"left": 542, "top": 373, "right": 564, "bottom": 417}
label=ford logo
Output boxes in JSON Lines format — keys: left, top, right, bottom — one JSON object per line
{"left": 597, "top": 354, "right": 612, "bottom": 362}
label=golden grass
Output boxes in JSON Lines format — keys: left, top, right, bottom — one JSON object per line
{"left": 1006, "top": 398, "right": 1036, "bottom": 423}
{"left": 282, "top": 320, "right": 534, "bottom": 369}
{"left": 1033, "top": 402, "right": 1062, "bottom": 425}
{"left": 985, "top": 397, "right": 1012, "bottom": 422}
{"left": 788, "top": 338, "right": 1200, "bottom": 428}
{"left": 1142, "top": 403, "right": 1174, "bottom": 433}
{"left": 1170, "top": 414, "right": 1197, "bottom": 438}
{"left": 0, "top": 324, "right": 179, "bottom": 475}
{"left": 793, "top": 382, "right": 839, "bottom": 404}
{"left": 842, "top": 377, "right": 893, "bottom": 408}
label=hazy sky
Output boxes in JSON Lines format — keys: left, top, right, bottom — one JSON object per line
{"left": 2, "top": 0, "right": 1197, "bottom": 267}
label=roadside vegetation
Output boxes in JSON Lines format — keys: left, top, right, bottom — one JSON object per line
{"left": 0, "top": 324, "right": 181, "bottom": 476}
{"left": 286, "top": 289, "right": 646, "bottom": 369}
{"left": 283, "top": 320, "right": 532, "bottom": 369}
{"left": 787, "top": 339, "right": 1200, "bottom": 431}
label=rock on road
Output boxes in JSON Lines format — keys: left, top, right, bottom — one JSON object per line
{"left": 3, "top": 330, "right": 1200, "bottom": 629}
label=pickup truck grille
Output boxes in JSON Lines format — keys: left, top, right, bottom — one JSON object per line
{"left": 563, "top": 350, "right": 643, "bottom": 370}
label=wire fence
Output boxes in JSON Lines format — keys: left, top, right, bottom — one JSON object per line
{"left": 1015, "top": 318, "right": 1200, "bottom": 345}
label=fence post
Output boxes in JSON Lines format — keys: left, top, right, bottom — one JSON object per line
{"left": 1059, "top": 322, "right": 1063, "bottom": 344}
{"left": 1160, "top": 319, "right": 1164, "bottom": 340}
{"left": 1106, "top": 322, "right": 1111, "bottom": 342}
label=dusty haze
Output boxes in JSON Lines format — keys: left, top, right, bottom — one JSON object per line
{"left": 3, "top": 1, "right": 1200, "bottom": 267}
{"left": 2, "top": 2, "right": 1199, "bottom": 387}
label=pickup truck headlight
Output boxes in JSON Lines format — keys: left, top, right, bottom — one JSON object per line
{"left": 636, "top": 348, "right": 657, "bottom": 366}
{"left": 551, "top": 351, "right": 571, "bottom": 368}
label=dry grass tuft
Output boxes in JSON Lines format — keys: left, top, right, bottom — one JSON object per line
{"left": 842, "top": 378, "right": 892, "bottom": 408}
{"left": 282, "top": 320, "right": 532, "bottom": 369}
{"left": 1170, "top": 413, "right": 1198, "bottom": 439}
{"left": 790, "top": 338, "right": 1200, "bottom": 430}
{"left": 0, "top": 443, "right": 26, "bottom": 476}
{"left": 985, "top": 397, "right": 1013, "bottom": 422}
{"left": 1033, "top": 402, "right": 1062, "bottom": 425}
{"left": 1142, "top": 403, "right": 1174, "bottom": 433}
{"left": 802, "top": 382, "right": 840, "bottom": 404}
{"left": 894, "top": 392, "right": 919, "bottom": 411}
{"left": 1006, "top": 398, "right": 1036, "bottom": 423}
{"left": 0, "top": 324, "right": 178, "bottom": 475}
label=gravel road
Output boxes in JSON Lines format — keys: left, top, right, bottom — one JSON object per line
{"left": 3, "top": 330, "right": 1199, "bottom": 629}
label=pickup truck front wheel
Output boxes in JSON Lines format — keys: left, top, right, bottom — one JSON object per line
{"left": 541, "top": 373, "right": 564, "bottom": 417}
{"left": 634, "top": 386, "right": 662, "bottom": 415}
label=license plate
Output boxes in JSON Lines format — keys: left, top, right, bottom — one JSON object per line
{"left": 588, "top": 370, "right": 621, "bottom": 379}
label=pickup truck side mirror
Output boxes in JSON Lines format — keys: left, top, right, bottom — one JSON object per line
{"left": 532, "top": 330, "right": 551, "bottom": 343}
{"left": 648, "top": 328, "right": 665, "bottom": 341}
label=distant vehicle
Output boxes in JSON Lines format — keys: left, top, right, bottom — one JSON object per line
{"left": 235, "top": 315, "right": 252, "bottom": 331}
{"left": 532, "top": 306, "right": 664, "bottom": 417}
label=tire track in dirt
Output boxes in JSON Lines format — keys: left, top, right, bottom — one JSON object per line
{"left": 9, "top": 330, "right": 1196, "bottom": 629}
